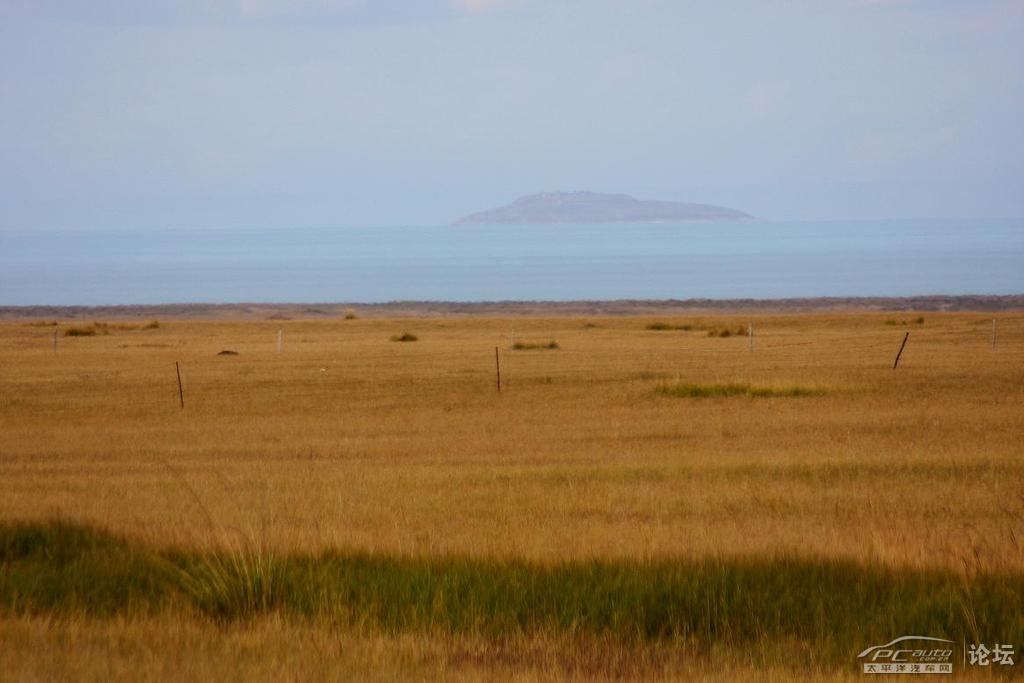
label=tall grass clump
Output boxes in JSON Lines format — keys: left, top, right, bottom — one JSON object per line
{"left": 172, "top": 537, "right": 289, "bottom": 620}
{"left": 655, "top": 382, "right": 824, "bottom": 399}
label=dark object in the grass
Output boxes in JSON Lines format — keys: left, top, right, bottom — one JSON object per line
{"left": 217, "top": 350, "right": 239, "bottom": 356}
{"left": 513, "top": 340, "right": 559, "bottom": 350}
{"left": 391, "top": 333, "right": 418, "bottom": 342}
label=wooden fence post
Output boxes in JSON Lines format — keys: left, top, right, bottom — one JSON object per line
{"left": 495, "top": 347, "right": 501, "bottom": 393}
{"left": 175, "top": 361, "right": 185, "bottom": 408}
{"left": 893, "top": 332, "right": 909, "bottom": 370}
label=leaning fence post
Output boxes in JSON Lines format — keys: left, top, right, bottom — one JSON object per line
{"left": 175, "top": 361, "right": 185, "bottom": 408}
{"left": 495, "top": 346, "right": 501, "bottom": 393}
{"left": 893, "top": 332, "right": 909, "bottom": 370}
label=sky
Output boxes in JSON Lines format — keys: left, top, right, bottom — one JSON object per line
{"left": 0, "top": 0, "right": 1022, "bottom": 229}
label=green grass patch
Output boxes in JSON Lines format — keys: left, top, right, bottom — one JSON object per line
{"left": 706, "top": 326, "right": 748, "bottom": 338}
{"left": 0, "top": 520, "right": 174, "bottom": 615}
{"left": 655, "top": 382, "right": 824, "bottom": 398}
{"left": 1, "top": 520, "right": 1021, "bottom": 667}
{"left": 63, "top": 321, "right": 159, "bottom": 337}
{"left": 644, "top": 322, "right": 754, "bottom": 336}
{"left": 513, "top": 340, "right": 560, "bottom": 350}
{"left": 390, "top": 333, "right": 418, "bottom": 342}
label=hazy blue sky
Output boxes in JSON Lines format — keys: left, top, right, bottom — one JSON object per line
{"left": 1, "top": 0, "right": 1022, "bottom": 229}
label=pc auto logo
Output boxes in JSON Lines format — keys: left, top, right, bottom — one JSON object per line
{"left": 858, "top": 636, "right": 955, "bottom": 674}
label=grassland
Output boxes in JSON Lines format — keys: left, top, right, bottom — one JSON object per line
{"left": 1, "top": 312, "right": 1022, "bottom": 680}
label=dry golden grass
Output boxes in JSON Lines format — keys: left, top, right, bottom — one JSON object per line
{"left": 1, "top": 312, "right": 1022, "bottom": 679}
{"left": 0, "top": 614, "right": 915, "bottom": 683}
{"left": 2, "top": 312, "right": 1021, "bottom": 568}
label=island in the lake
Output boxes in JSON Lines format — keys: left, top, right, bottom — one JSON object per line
{"left": 454, "top": 191, "right": 754, "bottom": 225}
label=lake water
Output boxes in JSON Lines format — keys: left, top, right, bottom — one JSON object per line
{"left": 1, "top": 219, "right": 1021, "bottom": 305}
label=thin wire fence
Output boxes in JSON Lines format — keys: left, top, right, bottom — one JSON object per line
{"left": 4, "top": 319, "right": 1021, "bottom": 413}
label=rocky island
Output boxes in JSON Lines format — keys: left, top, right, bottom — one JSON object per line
{"left": 455, "top": 191, "right": 753, "bottom": 224}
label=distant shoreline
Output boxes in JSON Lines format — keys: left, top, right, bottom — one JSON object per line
{"left": 1, "top": 295, "right": 1022, "bottom": 320}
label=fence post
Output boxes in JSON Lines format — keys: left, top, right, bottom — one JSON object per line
{"left": 277, "top": 329, "right": 283, "bottom": 353}
{"left": 992, "top": 319, "right": 997, "bottom": 350}
{"left": 175, "top": 361, "right": 185, "bottom": 409}
{"left": 893, "top": 332, "right": 909, "bottom": 370}
{"left": 53, "top": 329, "right": 57, "bottom": 354}
{"left": 748, "top": 322, "right": 754, "bottom": 352}
{"left": 495, "top": 346, "right": 501, "bottom": 393}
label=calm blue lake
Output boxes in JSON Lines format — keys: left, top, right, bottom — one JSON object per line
{"left": 1, "top": 219, "right": 1021, "bottom": 305}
